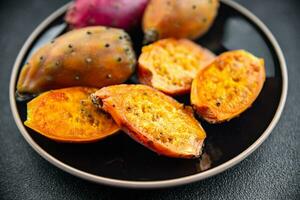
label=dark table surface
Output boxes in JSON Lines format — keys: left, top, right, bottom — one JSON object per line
{"left": 0, "top": 0, "right": 299, "bottom": 199}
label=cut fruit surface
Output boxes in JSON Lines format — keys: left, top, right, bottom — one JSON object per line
{"left": 25, "top": 87, "right": 119, "bottom": 142}
{"left": 138, "top": 38, "right": 215, "bottom": 95}
{"left": 191, "top": 50, "right": 266, "bottom": 123}
{"left": 92, "top": 84, "right": 206, "bottom": 158}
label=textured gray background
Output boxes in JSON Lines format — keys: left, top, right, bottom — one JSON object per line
{"left": 0, "top": 0, "right": 299, "bottom": 199}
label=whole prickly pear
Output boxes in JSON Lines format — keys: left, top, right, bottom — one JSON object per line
{"left": 17, "top": 26, "right": 136, "bottom": 94}
{"left": 143, "top": 0, "right": 219, "bottom": 43}
{"left": 65, "top": 0, "right": 149, "bottom": 30}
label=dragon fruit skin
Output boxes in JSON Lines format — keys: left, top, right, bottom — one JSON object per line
{"left": 65, "top": 0, "right": 149, "bottom": 30}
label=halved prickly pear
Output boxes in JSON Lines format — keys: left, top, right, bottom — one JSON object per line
{"left": 191, "top": 50, "right": 266, "bottom": 123}
{"left": 25, "top": 87, "right": 120, "bottom": 142}
{"left": 92, "top": 84, "right": 206, "bottom": 158}
{"left": 138, "top": 38, "right": 215, "bottom": 95}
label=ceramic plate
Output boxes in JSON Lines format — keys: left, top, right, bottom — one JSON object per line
{"left": 10, "top": 0, "right": 287, "bottom": 189}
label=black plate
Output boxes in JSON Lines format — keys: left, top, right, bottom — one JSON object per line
{"left": 10, "top": 0, "right": 287, "bottom": 188}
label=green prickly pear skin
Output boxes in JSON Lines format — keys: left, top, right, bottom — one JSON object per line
{"left": 17, "top": 26, "right": 136, "bottom": 94}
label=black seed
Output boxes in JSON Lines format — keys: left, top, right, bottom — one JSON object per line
{"left": 86, "top": 31, "right": 92, "bottom": 35}
{"left": 216, "top": 102, "right": 221, "bottom": 107}
{"left": 105, "top": 43, "right": 110, "bottom": 48}
{"left": 80, "top": 100, "right": 86, "bottom": 105}
{"left": 117, "top": 57, "right": 122, "bottom": 62}
{"left": 50, "top": 40, "right": 55, "bottom": 44}
{"left": 112, "top": 104, "right": 116, "bottom": 107}
{"left": 233, "top": 77, "right": 240, "bottom": 82}
{"left": 106, "top": 74, "right": 112, "bottom": 79}
{"left": 119, "top": 36, "right": 123, "bottom": 40}
{"left": 40, "top": 56, "right": 43, "bottom": 60}
{"left": 68, "top": 44, "right": 73, "bottom": 48}
{"left": 67, "top": 112, "right": 72, "bottom": 118}
{"left": 192, "top": 5, "right": 196, "bottom": 9}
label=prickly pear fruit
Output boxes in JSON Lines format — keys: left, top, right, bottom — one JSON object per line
{"left": 92, "top": 84, "right": 206, "bottom": 158}
{"left": 138, "top": 38, "right": 215, "bottom": 95}
{"left": 191, "top": 50, "right": 266, "bottom": 123}
{"left": 143, "top": 0, "right": 219, "bottom": 43}
{"left": 65, "top": 0, "right": 149, "bottom": 30}
{"left": 17, "top": 26, "right": 136, "bottom": 94}
{"left": 25, "top": 87, "right": 120, "bottom": 142}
